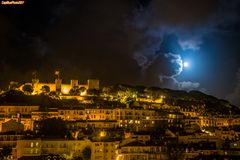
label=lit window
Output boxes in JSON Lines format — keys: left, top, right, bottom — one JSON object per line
{"left": 31, "top": 142, "right": 34, "bottom": 148}
{"left": 62, "top": 87, "right": 69, "bottom": 94}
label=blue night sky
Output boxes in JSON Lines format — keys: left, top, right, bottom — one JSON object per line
{"left": 0, "top": 0, "right": 240, "bottom": 105}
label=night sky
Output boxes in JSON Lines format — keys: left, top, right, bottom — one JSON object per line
{"left": 0, "top": 0, "right": 240, "bottom": 105}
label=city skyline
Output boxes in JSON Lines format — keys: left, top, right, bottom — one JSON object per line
{"left": 1, "top": 1, "right": 240, "bottom": 159}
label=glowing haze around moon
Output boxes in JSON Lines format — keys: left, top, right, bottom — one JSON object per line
{"left": 183, "top": 61, "right": 189, "bottom": 68}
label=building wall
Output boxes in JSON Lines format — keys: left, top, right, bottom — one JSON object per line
{"left": 56, "top": 108, "right": 156, "bottom": 131}
{"left": 91, "top": 141, "right": 118, "bottom": 160}
{"left": 61, "top": 84, "right": 72, "bottom": 94}
{"left": 32, "top": 83, "right": 56, "bottom": 94}
{"left": 88, "top": 79, "right": 99, "bottom": 90}
{"left": 215, "top": 130, "right": 238, "bottom": 140}
{"left": 16, "top": 139, "right": 92, "bottom": 159}
{"left": 2, "top": 119, "right": 24, "bottom": 133}
{"left": 0, "top": 118, "right": 33, "bottom": 132}
{"left": 0, "top": 106, "right": 39, "bottom": 116}
{"left": 20, "top": 78, "right": 94, "bottom": 95}
{"left": 118, "top": 145, "right": 167, "bottom": 160}
{"left": 199, "top": 116, "right": 230, "bottom": 127}
{"left": 67, "top": 121, "right": 118, "bottom": 130}
{"left": 31, "top": 111, "right": 59, "bottom": 121}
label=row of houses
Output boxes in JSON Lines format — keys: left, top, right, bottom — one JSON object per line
{"left": 0, "top": 133, "right": 169, "bottom": 160}
{"left": 1, "top": 104, "right": 240, "bottom": 159}
{"left": 1, "top": 105, "right": 240, "bottom": 132}
{"left": 2, "top": 131, "right": 240, "bottom": 160}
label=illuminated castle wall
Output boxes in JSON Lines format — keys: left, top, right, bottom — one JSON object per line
{"left": 31, "top": 79, "right": 99, "bottom": 95}
{"left": 18, "top": 72, "right": 99, "bottom": 95}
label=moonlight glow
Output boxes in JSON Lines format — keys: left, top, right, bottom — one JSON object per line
{"left": 183, "top": 62, "right": 189, "bottom": 68}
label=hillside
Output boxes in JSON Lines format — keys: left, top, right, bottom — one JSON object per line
{"left": 1, "top": 86, "right": 240, "bottom": 116}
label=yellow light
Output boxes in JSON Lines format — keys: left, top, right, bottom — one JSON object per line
{"left": 155, "top": 98, "right": 163, "bottom": 103}
{"left": 116, "top": 154, "right": 122, "bottom": 160}
{"left": 100, "top": 131, "right": 106, "bottom": 137}
{"left": 80, "top": 90, "right": 87, "bottom": 96}
{"left": 62, "top": 88, "right": 69, "bottom": 94}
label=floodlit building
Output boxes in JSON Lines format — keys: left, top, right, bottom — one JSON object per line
{"left": 117, "top": 140, "right": 168, "bottom": 160}
{"left": 91, "top": 141, "right": 119, "bottom": 160}
{"left": 55, "top": 107, "right": 157, "bottom": 131}
{"left": 198, "top": 116, "right": 230, "bottom": 127}
{"left": 16, "top": 139, "right": 92, "bottom": 159}
{"left": 17, "top": 71, "right": 99, "bottom": 95}
{"left": 0, "top": 105, "right": 39, "bottom": 131}
{"left": 30, "top": 78, "right": 98, "bottom": 95}
{"left": 1, "top": 119, "right": 24, "bottom": 133}
{"left": 215, "top": 128, "right": 239, "bottom": 140}
{"left": 0, "top": 105, "right": 39, "bottom": 117}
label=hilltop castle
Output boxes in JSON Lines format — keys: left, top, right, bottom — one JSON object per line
{"left": 14, "top": 71, "right": 99, "bottom": 95}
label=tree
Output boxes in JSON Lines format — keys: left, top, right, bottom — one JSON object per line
{"left": 9, "top": 81, "right": 20, "bottom": 90}
{"left": 87, "top": 89, "right": 99, "bottom": 96}
{"left": 69, "top": 86, "right": 80, "bottom": 96}
{"left": 41, "top": 85, "right": 50, "bottom": 94}
{"left": 0, "top": 146, "right": 12, "bottom": 159}
{"left": 117, "top": 89, "right": 136, "bottom": 104}
{"left": 101, "top": 87, "right": 111, "bottom": 100}
{"left": 22, "top": 84, "right": 33, "bottom": 95}
{"left": 79, "top": 87, "right": 86, "bottom": 95}
{"left": 82, "top": 147, "right": 91, "bottom": 160}
{"left": 38, "top": 118, "right": 70, "bottom": 138}
{"left": 49, "top": 91, "right": 59, "bottom": 99}
{"left": 102, "top": 87, "right": 110, "bottom": 95}
{"left": 2, "top": 90, "right": 24, "bottom": 98}
{"left": 73, "top": 156, "right": 83, "bottom": 160}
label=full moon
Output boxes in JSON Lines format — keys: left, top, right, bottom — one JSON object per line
{"left": 183, "top": 62, "right": 189, "bottom": 68}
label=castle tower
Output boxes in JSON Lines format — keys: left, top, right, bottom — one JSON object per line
{"left": 87, "top": 79, "right": 99, "bottom": 90}
{"left": 32, "top": 71, "right": 39, "bottom": 93}
{"left": 71, "top": 80, "right": 79, "bottom": 88}
{"left": 55, "top": 71, "right": 62, "bottom": 93}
